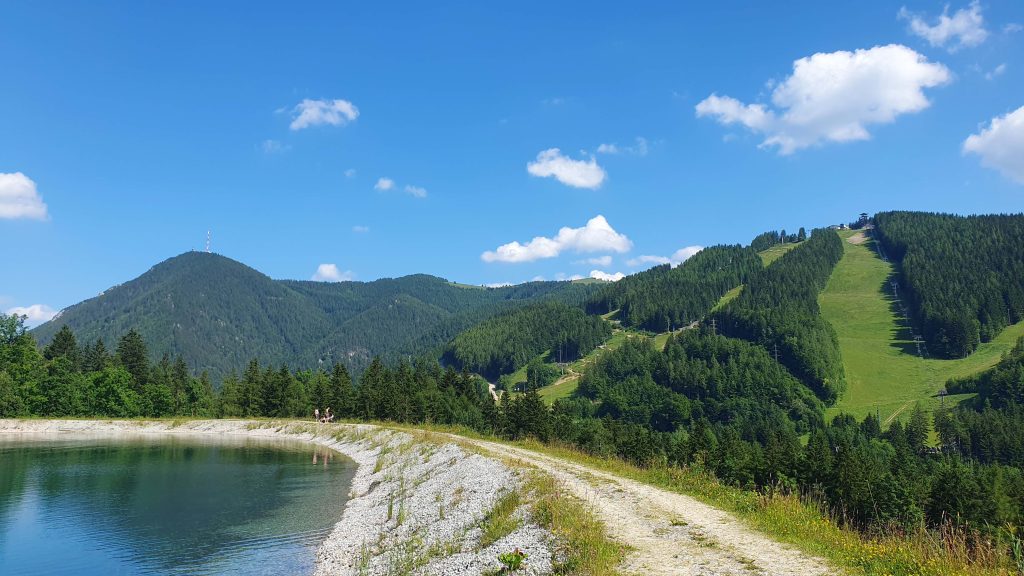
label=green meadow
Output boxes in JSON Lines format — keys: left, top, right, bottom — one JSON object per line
{"left": 820, "top": 229, "right": 1024, "bottom": 424}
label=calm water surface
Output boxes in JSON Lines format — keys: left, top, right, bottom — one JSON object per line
{"left": 0, "top": 435, "right": 356, "bottom": 575}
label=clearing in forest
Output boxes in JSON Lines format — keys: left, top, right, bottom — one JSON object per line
{"left": 819, "top": 229, "right": 1024, "bottom": 424}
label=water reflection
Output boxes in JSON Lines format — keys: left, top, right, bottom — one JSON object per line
{"left": 0, "top": 435, "right": 355, "bottom": 575}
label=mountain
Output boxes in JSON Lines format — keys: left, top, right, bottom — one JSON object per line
{"left": 31, "top": 252, "right": 601, "bottom": 380}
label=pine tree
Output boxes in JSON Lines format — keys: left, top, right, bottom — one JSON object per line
{"left": 906, "top": 403, "right": 931, "bottom": 453}
{"left": 330, "top": 363, "right": 355, "bottom": 418}
{"left": 116, "top": 329, "right": 149, "bottom": 391}
{"left": 43, "top": 325, "right": 80, "bottom": 368}
{"left": 83, "top": 339, "right": 110, "bottom": 372}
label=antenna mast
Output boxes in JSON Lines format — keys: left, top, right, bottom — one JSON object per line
{"left": 205, "top": 230, "right": 211, "bottom": 253}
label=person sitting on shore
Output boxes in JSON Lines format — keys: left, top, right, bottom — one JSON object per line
{"left": 324, "top": 407, "right": 334, "bottom": 423}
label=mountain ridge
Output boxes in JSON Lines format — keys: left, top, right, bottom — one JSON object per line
{"left": 31, "top": 251, "right": 601, "bottom": 379}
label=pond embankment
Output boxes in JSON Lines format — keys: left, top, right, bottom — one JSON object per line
{"left": 0, "top": 419, "right": 556, "bottom": 576}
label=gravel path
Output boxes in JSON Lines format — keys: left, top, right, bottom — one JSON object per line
{"left": 455, "top": 437, "right": 836, "bottom": 576}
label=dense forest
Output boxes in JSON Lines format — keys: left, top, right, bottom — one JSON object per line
{"left": 30, "top": 252, "right": 601, "bottom": 379}
{"left": 442, "top": 302, "right": 611, "bottom": 380}
{"left": 874, "top": 211, "right": 1024, "bottom": 359}
{"left": 711, "top": 228, "right": 846, "bottom": 402}
{"left": 585, "top": 245, "right": 762, "bottom": 331}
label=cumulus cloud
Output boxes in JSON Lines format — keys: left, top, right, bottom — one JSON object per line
{"left": 0, "top": 172, "right": 48, "bottom": 220}
{"left": 481, "top": 215, "right": 632, "bottom": 263}
{"left": 963, "top": 105, "right": 1024, "bottom": 184}
{"left": 352, "top": 225, "right": 370, "bottom": 233}
{"left": 345, "top": 168, "right": 357, "bottom": 178}
{"left": 311, "top": 264, "right": 355, "bottom": 282}
{"left": 404, "top": 185, "right": 428, "bottom": 198}
{"left": 899, "top": 1, "right": 988, "bottom": 51}
{"left": 596, "top": 137, "right": 649, "bottom": 156}
{"left": 374, "top": 177, "right": 395, "bottom": 191}
{"left": 696, "top": 45, "right": 950, "bottom": 154}
{"left": 527, "top": 148, "right": 606, "bottom": 189}
{"left": 589, "top": 270, "right": 626, "bottom": 282}
{"left": 7, "top": 304, "right": 58, "bottom": 327}
{"left": 627, "top": 246, "right": 704, "bottom": 268}
{"left": 290, "top": 98, "right": 359, "bottom": 130}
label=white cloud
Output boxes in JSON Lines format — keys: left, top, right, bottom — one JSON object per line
{"left": 899, "top": 1, "right": 988, "bottom": 51}
{"left": 985, "top": 63, "right": 1006, "bottom": 80}
{"left": 963, "top": 105, "right": 1024, "bottom": 184}
{"left": 481, "top": 215, "right": 632, "bottom": 263}
{"left": 531, "top": 275, "right": 546, "bottom": 282}
{"left": 261, "top": 139, "right": 289, "bottom": 154}
{"left": 589, "top": 270, "right": 626, "bottom": 282}
{"left": 696, "top": 45, "right": 950, "bottom": 154}
{"left": 596, "top": 137, "right": 649, "bottom": 156}
{"left": 527, "top": 148, "right": 607, "bottom": 189}
{"left": 345, "top": 168, "right": 357, "bottom": 178}
{"left": 404, "top": 185, "right": 428, "bottom": 198}
{"left": 1006, "top": 23, "right": 1023, "bottom": 34}
{"left": 374, "top": 177, "right": 395, "bottom": 191}
{"left": 311, "top": 264, "right": 355, "bottom": 282}
{"left": 352, "top": 225, "right": 370, "bottom": 233}
{"left": 484, "top": 282, "right": 513, "bottom": 288}
{"left": 0, "top": 172, "right": 48, "bottom": 220}
{"left": 627, "top": 246, "right": 704, "bottom": 268}
{"left": 576, "top": 255, "right": 613, "bottom": 267}
{"left": 290, "top": 98, "right": 359, "bottom": 131}
{"left": 7, "top": 304, "right": 58, "bottom": 327}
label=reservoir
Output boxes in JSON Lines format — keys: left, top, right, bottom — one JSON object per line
{"left": 0, "top": 435, "right": 356, "bottom": 575}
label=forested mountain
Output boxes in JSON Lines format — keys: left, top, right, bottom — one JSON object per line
{"left": 874, "top": 211, "right": 1024, "bottom": 359}
{"left": 30, "top": 252, "right": 600, "bottom": 380}
{"left": 442, "top": 302, "right": 612, "bottom": 379}
{"left": 712, "top": 229, "right": 845, "bottom": 402}
{"left": 585, "top": 245, "right": 762, "bottom": 331}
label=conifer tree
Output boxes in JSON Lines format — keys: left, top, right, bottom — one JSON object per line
{"left": 116, "top": 329, "right": 150, "bottom": 391}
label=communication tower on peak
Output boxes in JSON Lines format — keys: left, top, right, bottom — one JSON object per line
{"left": 205, "top": 230, "right": 211, "bottom": 253}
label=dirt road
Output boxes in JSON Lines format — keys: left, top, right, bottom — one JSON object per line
{"left": 459, "top": 437, "right": 835, "bottom": 576}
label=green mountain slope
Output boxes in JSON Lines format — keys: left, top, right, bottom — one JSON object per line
{"left": 31, "top": 252, "right": 599, "bottom": 379}
{"left": 820, "top": 229, "right": 1024, "bottom": 424}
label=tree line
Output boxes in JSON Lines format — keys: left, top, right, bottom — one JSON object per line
{"left": 711, "top": 228, "right": 846, "bottom": 402}
{"left": 585, "top": 245, "right": 762, "bottom": 332}
{"left": 442, "top": 302, "right": 611, "bottom": 380}
{"left": 874, "top": 211, "right": 1024, "bottom": 359}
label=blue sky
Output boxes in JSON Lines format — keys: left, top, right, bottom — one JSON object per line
{"left": 2, "top": 1, "right": 1022, "bottom": 325}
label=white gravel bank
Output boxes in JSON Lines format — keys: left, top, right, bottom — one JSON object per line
{"left": 0, "top": 419, "right": 557, "bottom": 576}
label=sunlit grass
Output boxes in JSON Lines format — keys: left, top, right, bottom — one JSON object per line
{"left": 820, "top": 229, "right": 1024, "bottom": 425}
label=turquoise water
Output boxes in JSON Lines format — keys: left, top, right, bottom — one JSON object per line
{"left": 0, "top": 435, "right": 356, "bottom": 575}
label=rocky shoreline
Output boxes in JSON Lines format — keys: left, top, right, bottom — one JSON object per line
{"left": 0, "top": 419, "right": 556, "bottom": 575}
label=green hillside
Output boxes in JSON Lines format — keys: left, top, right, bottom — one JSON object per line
{"left": 31, "top": 252, "right": 600, "bottom": 380}
{"left": 820, "top": 229, "right": 1024, "bottom": 424}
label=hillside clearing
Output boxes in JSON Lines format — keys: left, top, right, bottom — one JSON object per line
{"left": 758, "top": 242, "right": 800, "bottom": 266}
{"left": 820, "top": 229, "right": 1024, "bottom": 424}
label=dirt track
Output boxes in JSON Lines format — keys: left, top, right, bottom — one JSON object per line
{"left": 459, "top": 437, "right": 835, "bottom": 576}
